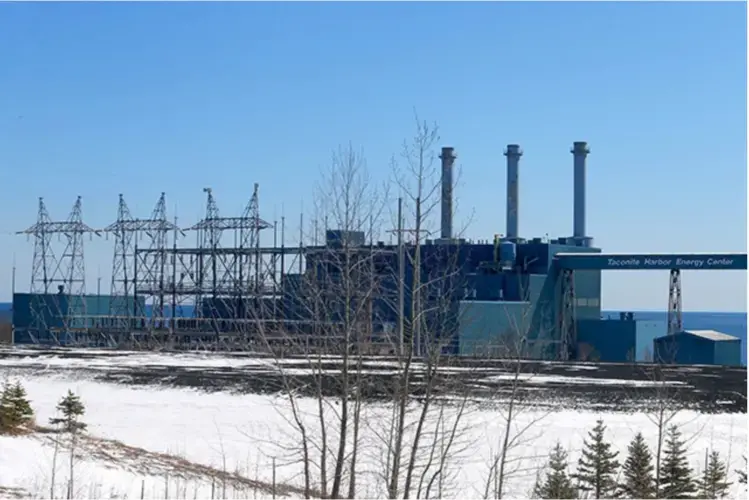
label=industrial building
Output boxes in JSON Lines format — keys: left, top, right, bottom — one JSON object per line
{"left": 11, "top": 142, "right": 748, "bottom": 364}
{"left": 654, "top": 330, "right": 742, "bottom": 366}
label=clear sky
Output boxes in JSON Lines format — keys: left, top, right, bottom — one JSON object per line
{"left": 0, "top": 2, "right": 746, "bottom": 311}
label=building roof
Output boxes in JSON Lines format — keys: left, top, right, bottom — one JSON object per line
{"left": 682, "top": 330, "right": 739, "bottom": 342}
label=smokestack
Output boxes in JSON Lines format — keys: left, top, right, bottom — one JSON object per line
{"left": 504, "top": 144, "right": 522, "bottom": 240}
{"left": 439, "top": 146, "right": 456, "bottom": 240}
{"left": 572, "top": 141, "right": 590, "bottom": 240}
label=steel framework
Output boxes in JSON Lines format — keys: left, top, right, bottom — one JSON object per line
{"left": 130, "top": 184, "right": 305, "bottom": 339}
{"left": 667, "top": 268, "right": 683, "bottom": 335}
{"left": 17, "top": 196, "right": 100, "bottom": 344}
{"left": 559, "top": 268, "right": 576, "bottom": 361}
{"left": 103, "top": 192, "right": 178, "bottom": 332}
{"left": 15, "top": 185, "right": 399, "bottom": 349}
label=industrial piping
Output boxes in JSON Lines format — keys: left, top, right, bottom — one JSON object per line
{"left": 504, "top": 144, "right": 522, "bottom": 240}
{"left": 572, "top": 141, "right": 590, "bottom": 243}
{"left": 440, "top": 146, "right": 456, "bottom": 240}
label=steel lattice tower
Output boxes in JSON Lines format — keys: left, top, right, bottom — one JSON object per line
{"left": 103, "top": 193, "right": 177, "bottom": 330}
{"left": 18, "top": 197, "right": 99, "bottom": 344}
{"left": 58, "top": 197, "right": 99, "bottom": 337}
{"left": 18, "top": 198, "right": 58, "bottom": 342}
{"left": 667, "top": 269, "right": 683, "bottom": 335}
{"left": 241, "top": 183, "right": 272, "bottom": 294}
{"left": 107, "top": 194, "right": 135, "bottom": 329}
{"left": 185, "top": 187, "right": 272, "bottom": 323}
{"left": 198, "top": 187, "right": 221, "bottom": 321}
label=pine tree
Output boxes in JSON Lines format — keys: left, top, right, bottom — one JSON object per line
{"left": 534, "top": 442, "right": 578, "bottom": 499}
{"left": 659, "top": 425, "right": 696, "bottom": 499}
{"left": 736, "top": 455, "right": 747, "bottom": 485}
{"left": 49, "top": 390, "right": 87, "bottom": 433}
{"left": 0, "top": 381, "right": 34, "bottom": 433}
{"left": 9, "top": 383, "right": 34, "bottom": 425}
{"left": 573, "top": 419, "right": 620, "bottom": 498}
{"left": 619, "top": 432, "right": 656, "bottom": 499}
{"left": 698, "top": 450, "right": 731, "bottom": 499}
{"left": 0, "top": 382, "right": 16, "bottom": 431}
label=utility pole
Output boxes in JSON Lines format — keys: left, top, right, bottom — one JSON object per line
{"left": 388, "top": 198, "right": 431, "bottom": 357}
{"left": 397, "top": 198, "right": 404, "bottom": 356}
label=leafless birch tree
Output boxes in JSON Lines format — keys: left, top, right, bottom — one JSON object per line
{"left": 466, "top": 280, "right": 553, "bottom": 499}
{"left": 251, "top": 142, "right": 387, "bottom": 499}
{"left": 372, "top": 112, "right": 476, "bottom": 500}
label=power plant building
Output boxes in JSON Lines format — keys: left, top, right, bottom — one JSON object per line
{"left": 10, "top": 141, "right": 747, "bottom": 366}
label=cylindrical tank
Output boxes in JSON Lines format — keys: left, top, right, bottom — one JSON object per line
{"left": 499, "top": 241, "right": 517, "bottom": 269}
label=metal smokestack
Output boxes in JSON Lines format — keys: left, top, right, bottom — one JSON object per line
{"left": 572, "top": 141, "right": 590, "bottom": 241}
{"left": 504, "top": 144, "right": 522, "bottom": 240}
{"left": 439, "top": 146, "right": 456, "bottom": 240}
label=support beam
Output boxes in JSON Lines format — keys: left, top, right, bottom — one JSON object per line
{"left": 559, "top": 269, "right": 577, "bottom": 361}
{"left": 667, "top": 269, "right": 683, "bottom": 335}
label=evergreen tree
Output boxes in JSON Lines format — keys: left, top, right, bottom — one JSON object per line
{"left": 659, "top": 425, "right": 696, "bottom": 499}
{"left": 534, "top": 442, "right": 578, "bottom": 499}
{"left": 0, "top": 383, "right": 16, "bottom": 431}
{"left": 49, "top": 390, "right": 86, "bottom": 433}
{"left": 698, "top": 450, "right": 731, "bottom": 499}
{"left": 619, "top": 432, "right": 656, "bottom": 499}
{"left": 736, "top": 455, "right": 747, "bottom": 485}
{"left": 573, "top": 419, "right": 620, "bottom": 498}
{"left": 0, "top": 381, "right": 34, "bottom": 433}
{"left": 9, "top": 383, "right": 34, "bottom": 424}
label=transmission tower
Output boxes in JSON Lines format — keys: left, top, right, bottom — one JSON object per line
{"left": 103, "top": 192, "right": 177, "bottom": 331}
{"left": 17, "top": 198, "right": 57, "bottom": 342}
{"left": 185, "top": 187, "right": 271, "bottom": 325}
{"left": 240, "top": 183, "right": 272, "bottom": 294}
{"left": 18, "top": 196, "right": 100, "bottom": 344}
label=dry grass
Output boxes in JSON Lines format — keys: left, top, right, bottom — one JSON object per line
{"left": 0, "top": 485, "right": 29, "bottom": 499}
{"left": 33, "top": 425, "right": 318, "bottom": 498}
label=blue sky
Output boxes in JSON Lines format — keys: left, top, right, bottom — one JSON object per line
{"left": 0, "top": 2, "right": 746, "bottom": 311}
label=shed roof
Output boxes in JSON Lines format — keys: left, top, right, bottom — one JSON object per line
{"left": 683, "top": 330, "right": 738, "bottom": 341}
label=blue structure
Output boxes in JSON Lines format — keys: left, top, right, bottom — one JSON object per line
{"left": 196, "top": 141, "right": 746, "bottom": 363}
{"left": 653, "top": 330, "right": 742, "bottom": 366}
{"left": 12, "top": 292, "right": 146, "bottom": 345}
{"left": 15, "top": 141, "right": 746, "bottom": 364}
{"left": 576, "top": 313, "right": 666, "bottom": 362}
{"left": 554, "top": 253, "right": 747, "bottom": 271}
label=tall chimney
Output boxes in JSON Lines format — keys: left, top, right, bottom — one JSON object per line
{"left": 439, "top": 146, "right": 456, "bottom": 240}
{"left": 572, "top": 141, "right": 590, "bottom": 240}
{"left": 504, "top": 144, "right": 522, "bottom": 240}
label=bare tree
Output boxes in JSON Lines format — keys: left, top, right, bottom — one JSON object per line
{"left": 249, "top": 141, "right": 387, "bottom": 499}
{"left": 634, "top": 351, "right": 707, "bottom": 499}
{"left": 370, "top": 112, "right": 477, "bottom": 500}
{"left": 470, "top": 279, "right": 553, "bottom": 499}
{"left": 245, "top": 114, "right": 477, "bottom": 500}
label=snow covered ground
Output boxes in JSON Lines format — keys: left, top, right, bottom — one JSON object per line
{"left": 0, "top": 368, "right": 746, "bottom": 499}
{"left": 0, "top": 434, "right": 254, "bottom": 500}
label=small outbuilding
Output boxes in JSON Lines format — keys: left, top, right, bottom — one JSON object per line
{"left": 653, "top": 329, "right": 742, "bottom": 366}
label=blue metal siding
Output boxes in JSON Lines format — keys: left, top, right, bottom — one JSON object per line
{"left": 527, "top": 274, "right": 546, "bottom": 305}
{"left": 12, "top": 293, "right": 68, "bottom": 330}
{"left": 712, "top": 340, "right": 742, "bottom": 366}
{"left": 556, "top": 253, "right": 747, "bottom": 271}
{"left": 654, "top": 333, "right": 714, "bottom": 365}
{"left": 458, "top": 301, "right": 532, "bottom": 356}
{"left": 577, "top": 319, "right": 636, "bottom": 362}
{"left": 635, "top": 320, "right": 667, "bottom": 361}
